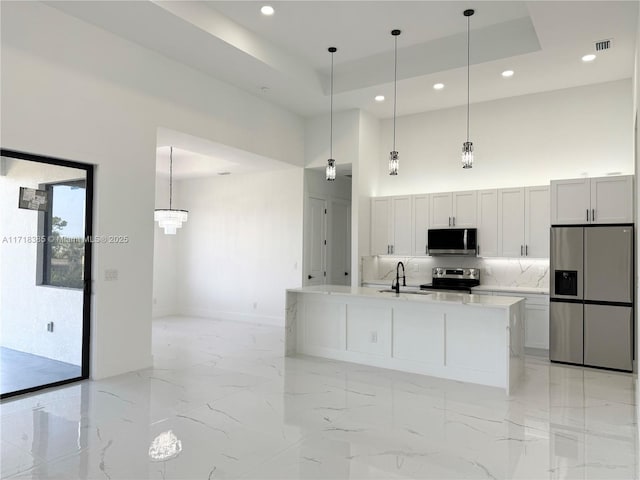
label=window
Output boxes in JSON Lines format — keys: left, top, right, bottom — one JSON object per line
{"left": 38, "top": 180, "right": 86, "bottom": 289}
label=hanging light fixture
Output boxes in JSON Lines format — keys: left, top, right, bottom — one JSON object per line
{"left": 326, "top": 47, "right": 337, "bottom": 181}
{"left": 154, "top": 146, "right": 188, "bottom": 234}
{"left": 462, "top": 9, "right": 474, "bottom": 169}
{"left": 389, "top": 29, "right": 401, "bottom": 176}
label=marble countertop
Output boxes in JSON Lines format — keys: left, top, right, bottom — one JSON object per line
{"left": 471, "top": 285, "right": 549, "bottom": 295}
{"left": 288, "top": 285, "right": 524, "bottom": 308}
{"left": 362, "top": 282, "right": 548, "bottom": 296}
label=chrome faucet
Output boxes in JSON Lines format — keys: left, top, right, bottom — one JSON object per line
{"left": 392, "top": 261, "right": 406, "bottom": 294}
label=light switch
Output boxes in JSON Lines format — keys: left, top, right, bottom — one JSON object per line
{"left": 104, "top": 269, "right": 118, "bottom": 281}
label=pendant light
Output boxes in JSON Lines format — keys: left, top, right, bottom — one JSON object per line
{"left": 154, "top": 146, "right": 188, "bottom": 234}
{"left": 389, "top": 29, "right": 401, "bottom": 176}
{"left": 326, "top": 47, "right": 337, "bottom": 181}
{"left": 462, "top": 9, "right": 474, "bottom": 169}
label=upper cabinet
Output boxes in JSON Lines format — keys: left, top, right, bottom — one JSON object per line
{"left": 430, "top": 191, "right": 477, "bottom": 228}
{"left": 497, "top": 186, "right": 549, "bottom": 258}
{"left": 551, "top": 175, "right": 633, "bottom": 225}
{"left": 476, "top": 189, "right": 498, "bottom": 257}
{"left": 370, "top": 196, "right": 412, "bottom": 255}
{"left": 412, "top": 194, "right": 429, "bottom": 256}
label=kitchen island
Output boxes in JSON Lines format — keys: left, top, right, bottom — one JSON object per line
{"left": 286, "top": 286, "right": 525, "bottom": 394}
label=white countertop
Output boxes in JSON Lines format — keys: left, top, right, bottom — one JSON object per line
{"left": 362, "top": 282, "right": 548, "bottom": 296}
{"left": 471, "top": 285, "right": 549, "bottom": 295}
{"left": 288, "top": 285, "right": 524, "bottom": 308}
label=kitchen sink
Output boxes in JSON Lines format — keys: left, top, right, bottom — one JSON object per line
{"left": 378, "top": 289, "right": 432, "bottom": 295}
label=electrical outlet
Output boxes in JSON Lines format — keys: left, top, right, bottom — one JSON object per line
{"left": 46, "top": 322, "right": 54, "bottom": 332}
{"left": 370, "top": 331, "right": 378, "bottom": 343}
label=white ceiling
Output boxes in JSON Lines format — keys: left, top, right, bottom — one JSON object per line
{"left": 156, "top": 128, "right": 294, "bottom": 179}
{"left": 48, "top": 1, "right": 638, "bottom": 176}
{"left": 50, "top": 0, "right": 638, "bottom": 119}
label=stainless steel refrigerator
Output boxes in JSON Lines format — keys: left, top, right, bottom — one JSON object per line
{"left": 549, "top": 225, "right": 634, "bottom": 371}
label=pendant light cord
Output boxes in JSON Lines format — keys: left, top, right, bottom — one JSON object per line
{"left": 466, "top": 15, "right": 470, "bottom": 143}
{"left": 169, "top": 146, "right": 173, "bottom": 210}
{"left": 330, "top": 50, "right": 334, "bottom": 159}
{"left": 393, "top": 34, "right": 398, "bottom": 151}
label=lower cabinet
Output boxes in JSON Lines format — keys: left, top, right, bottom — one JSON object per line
{"left": 487, "top": 292, "right": 549, "bottom": 350}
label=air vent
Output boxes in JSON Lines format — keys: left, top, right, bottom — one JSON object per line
{"left": 594, "top": 39, "right": 612, "bottom": 52}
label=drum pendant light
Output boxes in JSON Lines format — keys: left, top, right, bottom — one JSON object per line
{"left": 389, "top": 29, "right": 401, "bottom": 175}
{"left": 326, "top": 47, "right": 337, "bottom": 181}
{"left": 154, "top": 146, "right": 188, "bottom": 234}
{"left": 461, "top": 9, "right": 474, "bottom": 169}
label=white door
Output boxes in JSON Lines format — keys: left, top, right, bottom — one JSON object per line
{"left": 550, "top": 178, "right": 590, "bottom": 225}
{"left": 330, "top": 200, "right": 351, "bottom": 285}
{"left": 305, "top": 196, "right": 326, "bottom": 285}
{"left": 391, "top": 196, "right": 412, "bottom": 255}
{"left": 412, "top": 194, "right": 429, "bottom": 256}
{"left": 430, "top": 192, "right": 452, "bottom": 228}
{"left": 476, "top": 189, "right": 498, "bottom": 257}
{"left": 590, "top": 176, "right": 633, "bottom": 224}
{"left": 370, "top": 197, "right": 391, "bottom": 255}
{"left": 524, "top": 185, "right": 550, "bottom": 258}
{"left": 452, "top": 190, "right": 477, "bottom": 227}
{"left": 498, "top": 188, "right": 525, "bottom": 257}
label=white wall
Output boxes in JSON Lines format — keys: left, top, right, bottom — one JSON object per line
{"left": 177, "top": 168, "right": 304, "bottom": 326}
{"left": 355, "top": 111, "right": 381, "bottom": 267}
{"left": 1, "top": 2, "right": 304, "bottom": 378}
{"left": 375, "top": 79, "right": 633, "bottom": 196}
{"left": 152, "top": 176, "right": 179, "bottom": 318}
{"left": 0, "top": 158, "right": 84, "bottom": 365}
{"left": 304, "top": 110, "right": 361, "bottom": 170}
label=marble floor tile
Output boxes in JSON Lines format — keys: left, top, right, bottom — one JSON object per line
{"left": 1, "top": 315, "right": 638, "bottom": 479}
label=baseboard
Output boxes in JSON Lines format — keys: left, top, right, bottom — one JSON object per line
{"left": 152, "top": 308, "right": 178, "bottom": 319}
{"left": 180, "top": 308, "right": 284, "bottom": 327}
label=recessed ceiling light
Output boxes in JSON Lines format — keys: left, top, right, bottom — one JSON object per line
{"left": 260, "top": 5, "right": 274, "bottom": 16}
{"left": 582, "top": 54, "right": 596, "bottom": 62}
{"left": 433, "top": 83, "right": 445, "bottom": 90}
{"left": 374, "top": 95, "right": 385, "bottom": 102}
{"left": 501, "top": 70, "right": 514, "bottom": 77}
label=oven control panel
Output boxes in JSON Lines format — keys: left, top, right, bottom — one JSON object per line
{"left": 432, "top": 267, "right": 480, "bottom": 280}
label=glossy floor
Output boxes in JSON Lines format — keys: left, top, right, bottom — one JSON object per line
{"left": 1, "top": 316, "right": 638, "bottom": 479}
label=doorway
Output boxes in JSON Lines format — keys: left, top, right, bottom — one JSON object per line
{"left": 303, "top": 168, "right": 352, "bottom": 286}
{"left": 0, "top": 149, "right": 93, "bottom": 398}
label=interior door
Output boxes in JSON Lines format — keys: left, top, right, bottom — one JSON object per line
{"left": 329, "top": 199, "right": 351, "bottom": 285}
{"left": 305, "top": 196, "right": 326, "bottom": 285}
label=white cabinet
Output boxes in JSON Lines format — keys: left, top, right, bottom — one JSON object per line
{"left": 487, "top": 291, "right": 549, "bottom": 350}
{"left": 430, "top": 190, "right": 477, "bottom": 228}
{"left": 370, "top": 196, "right": 412, "bottom": 255}
{"left": 524, "top": 186, "right": 550, "bottom": 258}
{"left": 590, "top": 176, "right": 633, "bottom": 224}
{"left": 498, "top": 188, "right": 525, "bottom": 258}
{"left": 371, "top": 197, "right": 391, "bottom": 255}
{"left": 476, "top": 189, "right": 498, "bottom": 257}
{"left": 551, "top": 175, "right": 633, "bottom": 225}
{"left": 412, "top": 194, "right": 429, "bottom": 256}
{"left": 498, "top": 186, "right": 549, "bottom": 258}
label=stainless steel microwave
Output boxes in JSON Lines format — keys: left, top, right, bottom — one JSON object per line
{"left": 427, "top": 228, "right": 478, "bottom": 256}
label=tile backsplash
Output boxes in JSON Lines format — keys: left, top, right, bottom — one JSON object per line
{"left": 362, "top": 255, "right": 549, "bottom": 289}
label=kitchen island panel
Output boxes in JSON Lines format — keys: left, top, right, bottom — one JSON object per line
{"left": 392, "top": 304, "right": 445, "bottom": 365}
{"left": 287, "top": 287, "right": 524, "bottom": 393}
{"left": 346, "top": 304, "right": 392, "bottom": 358}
